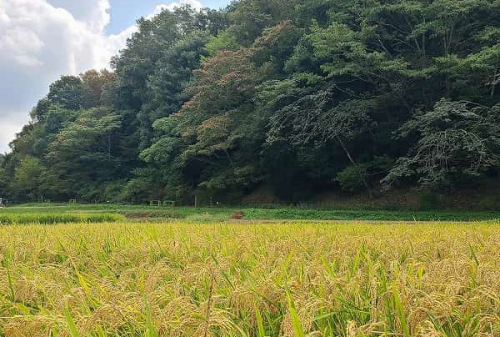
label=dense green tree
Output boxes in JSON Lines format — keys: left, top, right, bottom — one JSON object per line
{"left": 139, "top": 31, "right": 211, "bottom": 147}
{"left": 47, "top": 76, "right": 86, "bottom": 111}
{"left": 11, "top": 156, "right": 46, "bottom": 201}
{"left": 0, "top": 155, "right": 7, "bottom": 197}
{"left": 3, "top": 0, "right": 500, "bottom": 204}
{"left": 142, "top": 47, "right": 262, "bottom": 198}
{"left": 46, "top": 108, "right": 121, "bottom": 200}
{"left": 81, "top": 70, "right": 116, "bottom": 108}
{"left": 110, "top": 6, "right": 228, "bottom": 150}
{"left": 142, "top": 22, "right": 301, "bottom": 199}
{"left": 383, "top": 100, "right": 500, "bottom": 189}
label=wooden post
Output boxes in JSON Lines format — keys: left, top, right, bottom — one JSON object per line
{"left": 195, "top": 196, "right": 198, "bottom": 208}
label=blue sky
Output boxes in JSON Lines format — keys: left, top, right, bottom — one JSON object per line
{"left": 0, "top": 0, "right": 231, "bottom": 153}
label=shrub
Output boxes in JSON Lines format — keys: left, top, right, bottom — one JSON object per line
{"left": 418, "top": 191, "right": 440, "bottom": 210}
{"left": 336, "top": 165, "right": 368, "bottom": 193}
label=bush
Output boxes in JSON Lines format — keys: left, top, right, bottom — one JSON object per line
{"left": 336, "top": 166, "right": 367, "bottom": 193}
{"left": 477, "top": 196, "right": 500, "bottom": 211}
{"left": 418, "top": 191, "right": 440, "bottom": 210}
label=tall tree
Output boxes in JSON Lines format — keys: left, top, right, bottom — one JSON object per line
{"left": 46, "top": 108, "right": 121, "bottom": 200}
{"left": 3, "top": 0, "right": 500, "bottom": 204}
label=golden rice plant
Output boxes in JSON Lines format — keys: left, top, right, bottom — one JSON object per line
{"left": 0, "top": 212, "right": 124, "bottom": 225}
{"left": 0, "top": 221, "right": 499, "bottom": 336}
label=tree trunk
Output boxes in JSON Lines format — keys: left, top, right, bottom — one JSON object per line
{"left": 108, "top": 134, "right": 112, "bottom": 160}
{"left": 491, "top": 70, "right": 499, "bottom": 98}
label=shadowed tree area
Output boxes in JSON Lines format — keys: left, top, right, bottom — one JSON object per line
{"left": 1, "top": 0, "right": 500, "bottom": 205}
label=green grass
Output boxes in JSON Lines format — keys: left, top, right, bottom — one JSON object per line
{"left": 6, "top": 203, "right": 500, "bottom": 222}
{"left": 241, "top": 208, "right": 500, "bottom": 221}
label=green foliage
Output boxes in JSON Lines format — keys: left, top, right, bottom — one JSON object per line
{"left": 5, "top": 203, "right": 500, "bottom": 222}
{"left": 204, "top": 31, "right": 240, "bottom": 56}
{"left": 418, "top": 191, "right": 441, "bottom": 211}
{"left": 383, "top": 100, "right": 500, "bottom": 189}
{"left": 47, "top": 76, "right": 86, "bottom": 110}
{"left": 45, "top": 108, "right": 122, "bottom": 200}
{"left": 3, "top": 0, "right": 500, "bottom": 205}
{"left": 12, "top": 157, "right": 46, "bottom": 201}
{"left": 336, "top": 166, "right": 368, "bottom": 193}
{"left": 0, "top": 154, "right": 9, "bottom": 196}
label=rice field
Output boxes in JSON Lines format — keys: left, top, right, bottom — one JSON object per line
{"left": 0, "top": 213, "right": 124, "bottom": 225}
{"left": 1, "top": 221, "right": 500, "bottom": 336}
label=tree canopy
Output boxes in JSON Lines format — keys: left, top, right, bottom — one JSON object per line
{"left": 1, "top": 0, "right": 500, "bottom": 204}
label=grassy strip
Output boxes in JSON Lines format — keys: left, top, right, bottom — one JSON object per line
{"left": 5, "top": 204, "right": 500, "bottom": 221}
{"left": 121, "top": 208, "right": 500, "bottom": 222}
{"left": 242, "top": 208, "right": 500, "bottom": 221}
{"left": 0, "top": 212, "right": 124, "bottom": 225}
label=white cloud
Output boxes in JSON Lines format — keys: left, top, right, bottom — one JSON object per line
{"left": 47, "top": 0, "right": 111, "bottom": 33}
{"left": 0, "top": 26, "right": 45, "bottom": 66}
{"left": 0, "top": 0, "right": 117, "bottom": 153}
{"left": 0, "top": 114, "right": 24, "bottom": 153}
{"left": 0, "top": 0, "right": 205, "bottom": 153}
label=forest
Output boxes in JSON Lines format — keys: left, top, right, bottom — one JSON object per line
{"left": 1, "top": 0, "right": 500, "bottom": 205}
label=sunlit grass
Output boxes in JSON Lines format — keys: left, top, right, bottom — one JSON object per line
{"left": 0, "top": 213, "right": 124, "bottom": 225}
{"left": 5, "top": 203, "right": 500, "bottom": 222}
{"left": 0, "top": 221, "right": 499, "bottom": 336}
